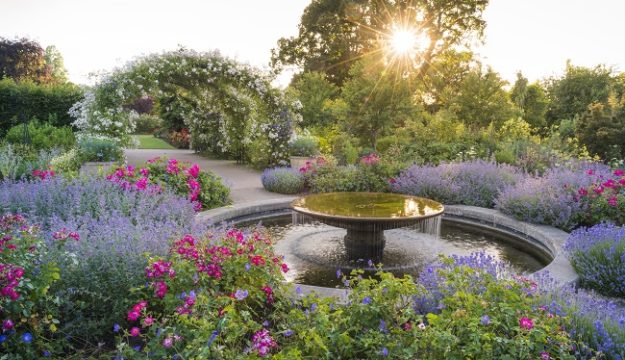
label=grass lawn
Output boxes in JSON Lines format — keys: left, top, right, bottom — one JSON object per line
{"left": 134, "top": 134, "right": 175, "bottom": 149}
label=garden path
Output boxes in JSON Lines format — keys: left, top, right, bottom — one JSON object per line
{"left": 125, "top": 149, "right": 291, "bottom": 204}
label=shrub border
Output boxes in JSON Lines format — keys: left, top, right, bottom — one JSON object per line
{"left": 196, "top": 199, "right": 576, "bottom": 299}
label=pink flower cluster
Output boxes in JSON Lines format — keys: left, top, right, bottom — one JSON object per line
{"left": 108, "top": 159, "right": 204, "bottom": 211}
{"left": 52, "top": 228, "right": 80, "bottom": 242}
{"left": 0, "top": 263, "right": 24, "bottom": 300}
{"left": 518, "top": 316, "right": 534, "bottom": 330}
{"left": 576, "top": 168, "right": 625, "bottom": 208}
{"left": 32, "top": 168, "right": 55, "bottom": 180}
{"left": 251, "top": 329, "right": 277, "bottom": 357}
{"left": 360, "top": 152, "right": 380, "bottom": 165}
{"left": 126, "top": 300, "right": 156, "bottom": 338}
{"left": 299, "top": 156, "right": 328, "bottom": 174}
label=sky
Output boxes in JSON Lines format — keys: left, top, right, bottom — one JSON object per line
{"left": 1, "top": 0, "right": 624, "bottom": 87}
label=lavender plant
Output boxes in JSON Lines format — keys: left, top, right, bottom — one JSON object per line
{"left": 392, "top": 160, "right": 524, "bottom": 208}
{"left": 564, "top": 223, "right": 625, "bottom": 297}
{"left": 0, "top": 177, "right": 203, "bottom": 348}
{"left": 496, "top": 162, "right": 612, "bottom": 230}
{"left": 261, "top": 167, "right": 305, "bottom": 194}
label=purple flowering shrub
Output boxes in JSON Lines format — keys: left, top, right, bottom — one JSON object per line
{"left": 496, "top": 162, "right": 613, "bottom": 230}
{"left": 0, "top": 215, "right": 64, "bottom": 357}
{"left": 565, "top": 223, "right": 625, "bottom": 297}
{"left": 0, "top": 177, "right": 201, "bottom": 348}
{"left": 261, "top": 167, "right": 305, "bottom": 194}
{"left": 392, "top": 160, "right": 524, "bottom": 208}
{"left": 539, "top": 278, "right": 625, "bottom": 359}
{"left": 115, "top": 228, "right": 290, "bottom": 358}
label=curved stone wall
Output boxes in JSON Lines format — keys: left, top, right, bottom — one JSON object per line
{"left": 196, "top": 198, "right": 577, "bottom": 298}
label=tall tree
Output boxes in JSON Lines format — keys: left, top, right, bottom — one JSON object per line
{"left": 0, "top": 37, "right": 51, "bottom": 83}
{"left": 290, "top": 71, "right": 339, "bottom": 129}
{"left": 545, "top": 61, "right": 614, "bottom": 126}
{"left": 272, "top": 0, "right": 489, "bottom": 86}
{"left": 339, "top": 57, "right": 419, "bottom": 148}
{"left": 575, "top": 97, "right": 625, "bottom": 160}
{"left": 44, "top": 45, "right": 68, "bottom": 82}
{"left": 511, "top": 72, "right": 548, "bottom": 129}
{"left": 449, "top": 66, "right": 513, "bottom": 128}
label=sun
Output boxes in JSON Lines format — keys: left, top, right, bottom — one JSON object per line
{"left": 390, "top": 29, "right": 418, "bottom": 55}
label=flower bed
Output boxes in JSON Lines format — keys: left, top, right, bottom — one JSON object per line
{"left": 0, "top": 177, "right": 203, "bottom": 351}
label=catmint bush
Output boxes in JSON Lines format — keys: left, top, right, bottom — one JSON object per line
{"left": 0, "top": 177, "right": 202, "bottom": 348}
{"left": 392, "top": 160, "right": 524, "bottom": 207}
{"left": 261, "top": 167, "right": 305, "bottom": 194}
{"left": 496, "top": 162, "right": 613, "bottom": 230}
{"left": 565, "top": 223, "right": 625, "bottom": 297}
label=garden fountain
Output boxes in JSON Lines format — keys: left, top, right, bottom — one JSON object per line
{"left": 291, "top": 192, "right": 445, "bottom": 261}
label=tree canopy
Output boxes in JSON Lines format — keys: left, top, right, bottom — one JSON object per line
{"left": 272, "top": 0, "right": 489, "bottom": 86}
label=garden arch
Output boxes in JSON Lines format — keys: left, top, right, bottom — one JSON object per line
{"left": 71, "top": 49, "right": 300, "bottom": 165}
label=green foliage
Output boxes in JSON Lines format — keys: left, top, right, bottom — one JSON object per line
{"left": 50, "top": 148, "right": 82, "bottom": 177}
{"left": 309, "top": 162, "right": 394, "bottom": 193}
{"left": 0, "top": 78, "right": 84, "bottom": 136}
{"left": 546, "top": 62, "right": 615, "bottom": 126}
{"left": 449, "top": 66, "right": 514, "bottom": 128}
{"left": 133, "top": 114, "right": 163, "bottom": 134}
{"left": 0, "top": 37, "right": 52, "bottom": 83}
{"left": 272, "top": 0, "right": 489, "bottom": 85}
{"left": 575, "top": 99, "right": 625, "bottom": 160}
{"left": 340, "top": 58, "right": 419, "bottom": 148}
{"left": 0, "top": 143, "right": 59, "bottom": 180}
{"left": 290, "top": 72, "right": 339, "bottom": 128}
{"left": 5, "top": 121, "right": 75, "bottom": 151}
{"left": 420, "top": 263, "right": 575, "bottom": 359}
{"left": 511, "top": 72, "right": 549, "bottom": 129}
{"left": 289, "top": 136, "right": 319, "bottom": 157}
{"left": 77, "top": 135, "right": 124, "bottom": 163}
{"left": 44, "top": 45, "right": 68, "bottom": 83}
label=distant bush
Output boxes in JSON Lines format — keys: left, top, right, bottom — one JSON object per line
{"left": 310, "top": 164, "right": 391, "bottom": 193}
{"left": 77, "top": 135, "right": 124, "bottom": 163}
{"left": 0, "top": 78, "right": 84, "bottom": 136}
{"left": 5, "top": 121, "right": 75, "bottom": 150}
{"left": 50, "top": 148, "right": 82, "bottom": 177}
{"left": 0, "top": 143, "right": 59, "bottom": 180}
{"left": 392, "top": 160, "right": 524, "bottom": 208}
{"left": 289, "top": 136, "right": 319, "bottom": 157}
{"left": 261, "top": 167, "right": 305, "bottom": 194}
{"left": 565, "top": 223, "right": 625, "bottom": 297}
{"left": 133, "top": 114, "right": 163, "bottom": 134}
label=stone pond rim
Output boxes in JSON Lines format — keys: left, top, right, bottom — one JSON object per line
{"left": 196, "top": 197, "right": 578, "bottom": 299}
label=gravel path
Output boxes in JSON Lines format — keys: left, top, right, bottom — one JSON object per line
{"left": 124, "top": 149, "right": 291, "bottom": 204}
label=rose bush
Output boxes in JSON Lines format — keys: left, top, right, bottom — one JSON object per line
{"left": 0, "top": 215, "right": 64, "bottom": 357}
{"left": 107, "top": 157, "right": 231, "bottom": 211}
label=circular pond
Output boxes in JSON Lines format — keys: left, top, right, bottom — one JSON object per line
{"left": 239, "top": 214, "right": 550, "bottom": 288}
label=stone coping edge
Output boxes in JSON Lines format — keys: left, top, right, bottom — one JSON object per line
{"left": 196, "top": 198, "right": 577, "bottom": 300}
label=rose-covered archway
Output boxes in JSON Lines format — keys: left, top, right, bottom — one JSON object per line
{"left": 70, "top": 48, "right": 301, "bottom": 166}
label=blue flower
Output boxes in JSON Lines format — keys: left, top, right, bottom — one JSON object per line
{"left": 43, "top": 350, "right": 51, "bottom": 357}
{"left": 296, "top": 286, "right": 303, "bottom": 296}
{"left": 310, "top": 303, "right": 318, "bottom": 312}
{"left": 367, "top": 259, "right": 374, "bottom": 267}
{"left": 336, "top": 269, "right": 342, "bottom": 279}
{"left": 379, "top": 319, "right": 387, "bottom": 333}
{"left": 245, "top": 263, "right": 251, "bottom": 271}
{"left": 480, "top": 315, "right": 491, "bottom": 325}
{"left": 113, "top": 323, "right": 121, "bottom": 333}
{"left": 22, "top": 332, "right": 33, "bottom": 344}
{"left": 133, "top": 345, "right": 141, "bottom": 351}
{"left": 362, "top": 296, "right": 372, "bottom": 305}
{"left": 283, "top": 329, "right": 294, "bottom": 337}
{"left": 381, "top": 347, "right": 389, "bottom": 357}
{"left": 207, "top": 330, "right": 218, "bottom": 347}
{"left": 0, "top": 334, "right": 7, "bottom": 343}
{"left": 234, "top": 289, "right": 249, "bottom": 301}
